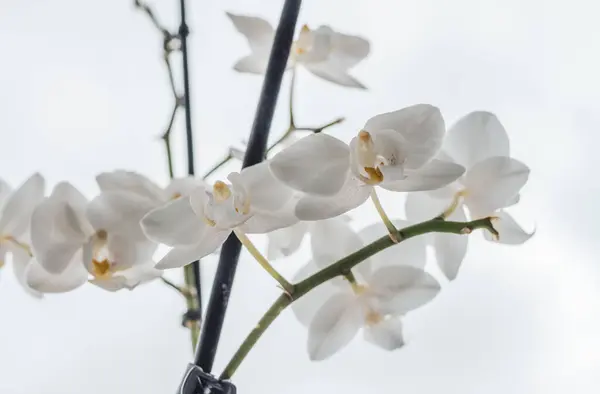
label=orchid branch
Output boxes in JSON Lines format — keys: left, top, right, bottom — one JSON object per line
{"left": 134, "top": 0, "right": 201, "bottom": 350}
{"left": 201, "top": 67, "right": 344, "bottom": 179}
{"left": 219, "top": 216, "right": 499, "bottom": 379}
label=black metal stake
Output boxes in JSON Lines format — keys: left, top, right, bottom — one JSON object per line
{"left": 178, "top": 0, "right": 203, "bottom": 315}
{"left": 193, "top": 0, "right": 302, "bottom": 374}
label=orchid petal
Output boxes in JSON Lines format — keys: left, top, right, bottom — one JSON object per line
{"left": 141, "top": 197, "right": 205, "bottom": 247}
{"left": 96, "top": 170, "right": 165, "bottom": 202}
{"left": 0, "top": 173, "right": 45, "bottom": 236}
{"left": 307, "top": 293, "right": 363, "bottom": 361}
{"left": 363, "top": 317, "right": 404, "bottom": 351}
{"left": 381, "top": 160, "right": 465, "bottom": 192}
{"left": 485, "top": 210, "right": 534, "bottom": 245}
{"left": 25, "top": 254, "right": 88, "bottom": 293}
{"left": 433, "top": 206, "right": 469, "bottom": 280}
{"left": 155, "top": 229, "right": 230, "bottom": 269}
{"left": 291, "top": 260, "right": 338, "bottom": 326}
{"left": 266, "top": 221, "right": 309, "bottom": 260}
{"left": 269, "top": 133, "right": 350, "bottom": 197}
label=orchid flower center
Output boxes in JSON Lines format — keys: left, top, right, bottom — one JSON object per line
{"left": 349, "top": 280, "right": 385, "bottom": 327}
{"left": 293, "top": 24, "right": 312, "bottom": 56}
{"left": 202, "top": 176, "right": 251, "bottom": 229}
{"left": 89, "top": 230, "right": 118, "bottom": 280}
{"left": 356, "top": 131, "right": 384, "bottom": 185}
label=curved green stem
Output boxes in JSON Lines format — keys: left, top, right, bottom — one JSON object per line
{"left": 370, "top": 189, "right": 399, "bottom": 242}
{"left": 219, "top": 216, "right": 498, "bottom": 379}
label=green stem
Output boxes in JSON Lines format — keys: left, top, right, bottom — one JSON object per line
{"left": 219, "top": 216, "right": 498, "bottom": 379}
{"left": 370, "top": 189, "right": 399, "bottom": 242}
{"left": 233, "top": 228, "right": 295, "bottom": 294}
{"left": 183, "top": 264, "right": 200, "bottom": 348}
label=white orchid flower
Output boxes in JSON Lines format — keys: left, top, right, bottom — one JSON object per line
{"left": 291, "top": 219, "right": 436, "bottom": 360}
{"left": 266, "top": 215, "right": 352, "bottom": 260}
{"left": 227, "top": 12, "right": 370, "bottom": 89}
{"left": 0, "top": 174, "right": 45, "bottom": 297}
{"left": 405, "top": 111, "right": 532, "bottom": 280}
{"left": 28, "top": 182, "right": 160, "bottom": 293}
{"left": 269, "top": 104, "right": 465, "bottom": 221}
{"left": 141, "top": 161, "right": 296, "bottom": 269}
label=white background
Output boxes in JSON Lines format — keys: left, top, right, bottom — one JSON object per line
{"left": 1, "top": 0, "right": 599, "bottom": 393}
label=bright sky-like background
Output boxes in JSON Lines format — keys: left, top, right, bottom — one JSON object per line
{"left": 1, "top": 0, "right": 599, "bottom": 393}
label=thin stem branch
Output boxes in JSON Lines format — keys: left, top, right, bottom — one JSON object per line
{"left": 438, "top": 190, "right": 467, "bottom": 220}
{"left": 219, "top": 216, "right": 499, "bottom": 379}
{"left": 369, "top": 189, "right": 399, "bottom": 243}
{"left": 233, "top": 229, "right": 294, "bottom": 294}
{"left": 202, "top": 152, "right": 233, "bottom": 180}
{"left": 161, "top": 276, "right": 187, "bottom": 296}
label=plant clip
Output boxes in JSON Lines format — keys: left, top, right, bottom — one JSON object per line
{"left": 177, "top": 364, "right": 237, "bottom": 394}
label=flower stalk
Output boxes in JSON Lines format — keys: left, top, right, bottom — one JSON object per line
{"left": 220, "top": 216, "right": 499, "bottom": 379}
{"left": 233, "top": 229, "right": 294, "bottom": 294}
{"left": 369, "top": 189, "right": 399, "bottom": 242}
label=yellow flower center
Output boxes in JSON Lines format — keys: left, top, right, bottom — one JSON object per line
{"left": 92, "top": 258, "right": 112, "bottom": 279}
{"left": 356, "top": 130, "right": 384, "bottom": 184}
{"left": 213, "top": 181, "right": 232, "bottom": 202}
{"left": 365, "top": 309, "right": 384, "bottom": 326}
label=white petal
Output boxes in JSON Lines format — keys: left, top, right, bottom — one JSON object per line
{"left": 404, "top": 191, "right": 452, "bottom": 222}
{"left": 463, "top": 156, "right": 530, "bottom": 215}
{"left": 25, "top": 254, "right": 88, "bottom": 293}
{"left": 238, "top": 161, "right": 294, "bottom": 211}
{"left": 443, "top": 111, "right": 510, "bottom": 169}
{"left": 307, "top": 293, "right": 363, "bottom": 361}
{"left": 0, "top": 178, "right": 12, "bottom": 209}
{"left": 266, "top": 221, "right": 309, "bottom": 260}
{"left": 433, "top": 206, "right": 469, "bottom": 280}
{"left": 364, "top": 105, "right": 445, "bottom": 169}
{"left": 364, "top": 317, "right": 404, "bottom": 351}
{"left": 311, "top": 216, "right": 367, "bottom": 269}
{"left": 296, "top": 26, "right": 333, "bottom": 64}
{"left": 96, "top": 170, "right": 165, "bottom": 203}
{"left": 485, "top": 210, "right": 534, "bottom": 245}
{"left": 269, "top": 133, "right": 350, "bottom": 196}
{"left": 86, "top": 191, "right": 158, "bottom": 241}
{"left": 7, "top": 242, "right": 41, "bottom": 298}
{"left": 226, "top": 13, "right": 274, "bottom": 53}
{"left": 358, "top": 219, "right": 427, "bottom": 270}
{"left": 164, "top": 177, "right": 207, "bottom": 199}
{"left": 291, "top": 260, "right": 338, "bottom": 326}
{"left": 31, "top": 182, "right": 91, "bottom": 274}
{"left": 238, "top": 209, "right": 298, "bottom": 234}
{"left": 0, "top": 173, "right": 45, "bottom": 236}
{"left": 108, "top": 237, "right": 156, "bottom": 271}
{"left": 381, "top": 160, "right": 465, "bottom": 192}
{"left": 118, "top": 265, "right": 163, "bottom": 290}
{"left": 233, "top": 55, "right": 269, "bottom": 74}
{"left": 188, "top": 185, "right": 208, "bottom": 218}
{"left": 368, "top": 266, "right": 441, "bottom": 315}
{"left": 155, "top": 229, "right": 230, "bottom": 269}
{"left": 141, "top": 198, "right": 205, "bottom": 246}
{"left": 89, "top": 276, "right": 129, "bottom": 292}
{"left": 327, "top": 30, "right": 370, "bottom": 69}
{"left": 304, "top": 62, "right": 366, "bottom": 89}
{"left": 295, "top": 176, "right": 371, "bottom": 220}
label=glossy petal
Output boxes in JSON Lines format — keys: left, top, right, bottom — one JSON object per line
{"left": 226, "top": 13, "right": 274, "bottom": 53}
{"left": 141, "top": 197, "right": 205, "bottom": 247}
{"left": 307, "top": 293, "right": 363, "bottom": 361}
{"left": 404, "top": 191, "right": 453, "bottom": 222}
{"left": 89, "top": 276, "right": 130, "bottom": 292}
{"left": 368, "top": 266, "right": 440, "bottom": 315}
{"left": 433, "top": 207, "right": 469, "bottom": 280}
{"left": 239, "top": 209, "right": 298, "bottom": 234}
{"left": 87, "top": 191, "right": 158, "bottom": 241}
{"left": 31, "top": 182, "right": 91, "bottom": 274}
{"left": 269, "top": 133, "right": 350, "bottom": 197}
{"left": 96, "top": 170, "right": 165, "bottom": 203}
{"left": 10, "top": 244, "right": 42, "bottom": 298}
{"left": 233, "top": 55, "right": 269, "bottom": 74}
{"left": 463, "top": 157, "right": 530, "bottom": 216}
{"left": 364, "top": 317, "right": 404, "bottom": 351}
{"left": 25, "top": 254, "right": 88, "bottom": 293}
{"left": 164, "top": 177, "right": 207, "bottom": 199}
{"left": 291, "top": 260, "right": 338, "bottom": 326}
{"left": 310, "top": 216, "right": 370, "bottom": 276}
{"left": 358, "top": 220, "right": 427, "bottom": 270}
{"left": 237, "top": 161, "right": 294, "bottom": 211}
{"left": 363, "top": 105, "right": 445, "bottom": 169}
{"left": 295, "top": 176, "right": 371, "bottom": 220}
{"left": 304, "top": 62, "right": 366, "bottom": 89}
{"left": 443, "top": 111, "right": 510, "bottom": 169}
{"left": 328, "top": 30, "right": 370, "bottom": 69}
{"left": 266, "top": 221, "right": 309, "bottom": 260}
{"left": 0, "top": 173, "right": 45, "bottom": 236}
{"left": 381, "top": 160, "right": 465, "bottom": 192}
{"left": 484, "top": 210, "right": 534, "bottom": 245}
{"left": 155, "top": 229, "right": 230, "bottom": 269}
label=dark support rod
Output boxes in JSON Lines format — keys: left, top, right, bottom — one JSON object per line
{"left": 178, "top": 0, "right": 202, "bottom": 316}
{"left": 193, "top": 0, "right": 302, "bottom": 373}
